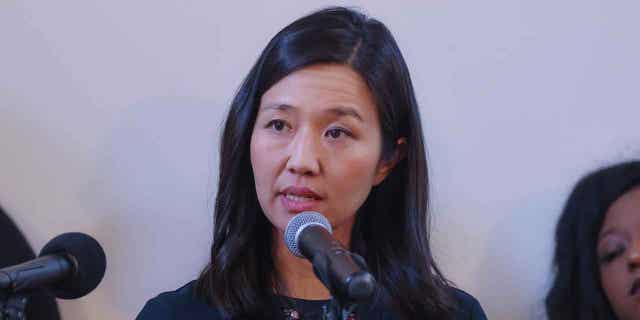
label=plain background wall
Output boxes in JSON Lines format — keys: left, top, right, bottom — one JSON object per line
{"left": 1, "top": 1, "right": 639, "bottom": 319}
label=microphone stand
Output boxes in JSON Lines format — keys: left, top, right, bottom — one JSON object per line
{"left": 321, "top": 298, "right": 358, "bottom": 320}
{"left": 319, "top": 252, "right": 373, "bottom": 320}
{"left": 0, "top": 289, "right": 29, "bottom": 320}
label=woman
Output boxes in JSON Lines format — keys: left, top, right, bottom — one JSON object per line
{"left": 546, "top": 160, "right": 640, "bottom": 320}
{"left": 138, "top": 7, "right": 486, "bottom": 319}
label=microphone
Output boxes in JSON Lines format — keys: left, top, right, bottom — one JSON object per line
{"left": 0, "top": 232, "right": 106, "bottom": 299}
{"left": 284, "top": 212, "right": 376, "bottom": 303}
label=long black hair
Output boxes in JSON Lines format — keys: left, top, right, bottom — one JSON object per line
{"left": 196, "top": 7, "right": 455, "bottom": 319}
{"left": 546, "top": 160, "right": 640, "bottom": 319}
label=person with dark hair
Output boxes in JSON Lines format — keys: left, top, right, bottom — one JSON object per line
{"left": 137, "top": 7, "right": 486, "bottom": 320}
{"left": 546, "top": 160, "right": 640, "bottom": 320}
{"left": 0, "top": 206, "right": 62, "bottom": 320}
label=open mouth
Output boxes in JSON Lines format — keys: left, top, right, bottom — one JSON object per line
{"left": 280, "top": 186, "right": 322, "bottom": 200}
{"left": 279, "top": 186, "right": 322, "bottom": 213}
{"left": 629, "top": 278, "right": 640, "bottom": 296}
{"left": 284, "top": 193, "right": 318, "bottom": 202}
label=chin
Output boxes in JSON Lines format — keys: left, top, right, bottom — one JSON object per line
{"left": 266, "top": 211, "right": 295, "bottom": 232}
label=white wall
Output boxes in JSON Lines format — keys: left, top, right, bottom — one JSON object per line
{"left": 1, "top": 1, "right": 639, "bottom": 319}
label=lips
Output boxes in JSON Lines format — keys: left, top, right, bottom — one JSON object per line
{"left": 280, "top": 186, "right": 321, "bottom": 199}
{"left": 630, "top": 278, "right": 640, "bottom": 296}
{"left": 279, "top": 186, "right": 322, "bottom": 213}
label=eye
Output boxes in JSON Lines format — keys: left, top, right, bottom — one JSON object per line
{"left": 599, "top": 245, "right": 625, "bottom": 265}
{"left": 266, "top": 119, "right": 288, "bottom": 132}
{"left": 325, "top": 128, "right": 352, "bottom": 139}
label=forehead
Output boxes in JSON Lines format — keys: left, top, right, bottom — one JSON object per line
{"left": 601, "top": 186, "right": 640, "bottom": 234}
{"left": 259, "top": 64, "right": 377, "bottom": 116}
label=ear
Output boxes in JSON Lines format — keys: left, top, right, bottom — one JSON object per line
{"left": 373, "top": 138, "right": 407, "bottom": 186}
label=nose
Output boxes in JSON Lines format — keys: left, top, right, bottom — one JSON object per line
{"left": 286, "top": 127, "right": 321, "bottom": 177}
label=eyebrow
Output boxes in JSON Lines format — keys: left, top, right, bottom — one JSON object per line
{"left": 327, "top": 106, "right": 363, "bottom": 122}
{"left": 262, "top": 104, "right": 293, "bottom": 112}
{"left": 261, "top": 104, "right": 364, "bottom": 122}
{"left": 598, "top": 227, "right": 622, "bottom": 242}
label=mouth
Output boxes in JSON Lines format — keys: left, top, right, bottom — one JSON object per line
{"left": 283, "top": 193, "right": 318, "bottom": 202}
{"left": 629, "top": 278, "right": 640, "bottom": 296}
{"left": 279, "top": 186, "right": 322, "bottom": 213}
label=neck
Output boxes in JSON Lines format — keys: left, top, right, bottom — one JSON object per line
{"left": 272, "top": 222, "right": 353, "bottom": 300}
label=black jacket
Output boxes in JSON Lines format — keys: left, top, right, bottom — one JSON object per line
{"left": 137, "top": 281, "right": 488, "bottom": 319}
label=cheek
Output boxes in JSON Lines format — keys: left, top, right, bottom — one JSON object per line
{"left": 327, "top": 156, "right": 380, "bottom": 210}
{"left": 600, "top": 265, "right": 630, "bottom": 314}
{"left": 327, "top": 139, "right": 384, "bottom": 205}
{"left": 250, "top": 135, "right": 274, "bottom": 200}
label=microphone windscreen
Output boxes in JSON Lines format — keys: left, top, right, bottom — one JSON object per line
{"left": 39, "top": 232, "right": 106, "bottom": 299}
{"left": 284, "top": 211, "right": 331, "bottom": 257}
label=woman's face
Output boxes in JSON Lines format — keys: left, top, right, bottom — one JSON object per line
{"left": 598, "top": 186, "right": 640, "bottom": 320}
{"left": 250, "top": 64, "right": 395, "bottom": 243}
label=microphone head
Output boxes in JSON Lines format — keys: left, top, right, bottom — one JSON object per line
{"left": 39, "top": 232, "right": 107, "bottom": 299}
{"left": 284, "top": 211, "right": 332, "bottom": 257}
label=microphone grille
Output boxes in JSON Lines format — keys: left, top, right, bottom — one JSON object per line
{"left": 284, "top": 212, "right": 332, "bottom": 257}
{"left": 39, "top": 232, "right": 106, "bottom": 299}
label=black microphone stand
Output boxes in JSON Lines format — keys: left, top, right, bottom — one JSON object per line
{"left": 321, "top": 298, "right": 357, "bottom": 320}
{"left": 0, "top": 289, "right": 29, "bottom": 320}
{"left": 318, "top": 252, "right": 374, "bottom": 320}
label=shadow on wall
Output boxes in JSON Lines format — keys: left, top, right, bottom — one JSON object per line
{"left": 473, "top": 188, "right": 564, "bottom": 320}
{"left": 0, "top": 109, "right": 94, "bottom": 319}
{"left": 76, "top": 97, "right": 226, "bottom": 318}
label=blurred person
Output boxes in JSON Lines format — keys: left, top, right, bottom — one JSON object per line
{"left": 547, "top": 160, "right": 640, "bottom": 320}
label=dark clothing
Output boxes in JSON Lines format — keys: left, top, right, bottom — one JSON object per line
{"left": 137, "top": 281, "right": 487, "bottom": 319}
{"left": 0, "top": 207, "right": 61, "bottom": 320}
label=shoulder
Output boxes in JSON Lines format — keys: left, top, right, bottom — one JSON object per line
{"left": 136, "top": 281, "right": 224, "bottom": 320}
{"left": 450, "top": 287, "right": 488, "bottom": 320}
